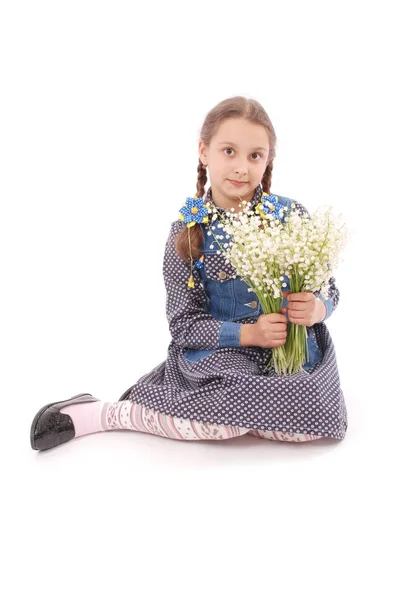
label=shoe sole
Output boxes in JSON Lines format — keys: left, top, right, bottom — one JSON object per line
{"left": 30, "top": 392, "right": 94, "bottom": 450}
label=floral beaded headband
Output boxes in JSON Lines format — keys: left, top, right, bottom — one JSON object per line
{"left": 178, "top": 188, "right": 284, "bottom": 288}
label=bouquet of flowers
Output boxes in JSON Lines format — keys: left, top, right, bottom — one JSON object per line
{"left": 205, "top": 193, "right": 348, "bottom": 375}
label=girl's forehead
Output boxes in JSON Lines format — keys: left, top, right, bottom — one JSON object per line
{"left": 212, "top": 118, "right": 270, "bottom": 149}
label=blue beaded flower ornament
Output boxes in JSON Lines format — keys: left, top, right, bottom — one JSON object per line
{"left": 255, "top": 192, "right": 286, "bottom": 223}
{"left": 178, "top": 195, "right": 209, "bottom": 288}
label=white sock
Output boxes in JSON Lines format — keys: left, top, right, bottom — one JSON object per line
{"left": 59, "top": 400, "right": 110, "bottom": 438}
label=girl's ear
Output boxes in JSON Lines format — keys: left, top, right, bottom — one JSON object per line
{"left": 198, "top": 139, "right": 207, "bottom": 163}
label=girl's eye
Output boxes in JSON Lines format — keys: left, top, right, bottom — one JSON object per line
{"left": 224, "top": 148, "right": 262, "bottom": 160}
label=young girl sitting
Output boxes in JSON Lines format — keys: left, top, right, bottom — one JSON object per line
{"left": 30, "top": 95, "right": 347, "bottom": 451}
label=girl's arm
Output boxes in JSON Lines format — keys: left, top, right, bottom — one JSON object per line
{"left": 163, "top": 220, "right": 243, "bottom": 350}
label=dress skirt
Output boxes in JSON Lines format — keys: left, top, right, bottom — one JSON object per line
{"left": 117, "top": 321, "right": 347, "bottom": 441}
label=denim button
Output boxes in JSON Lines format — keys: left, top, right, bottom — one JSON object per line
{"left": 218, "top": 271, "right": 227, "bottom": 280}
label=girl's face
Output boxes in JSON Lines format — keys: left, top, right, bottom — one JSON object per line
{"left": 199, "top": 117, "right": 270, "bottom": 211}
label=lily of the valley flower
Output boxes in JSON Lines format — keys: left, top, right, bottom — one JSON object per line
{"left": 204, "top": 198, "right": 348, "bottom": 374}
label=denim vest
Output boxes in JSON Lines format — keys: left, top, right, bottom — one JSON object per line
{"left": 183, "top": 194, "right": 323, "bottom": 370}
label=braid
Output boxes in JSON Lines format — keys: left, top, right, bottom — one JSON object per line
{"left": 196, "top": 159, "right": 208, "bottom": 199}
{"left": 257, "top": 161, "right": 275, "bottom": 232}
{"left": 261, "top": 161, "right": 273, "bottom": 195}
{"left": 174, "top": 160, "right": 206, "bottom": 264}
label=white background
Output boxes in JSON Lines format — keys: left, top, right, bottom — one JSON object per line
{"left": 1, "top": 1, "right": 400, "bottom": 598}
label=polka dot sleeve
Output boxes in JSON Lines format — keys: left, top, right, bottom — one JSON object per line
{"left": 293, "top": 200, "right": 340, "bottom": 320}
{"left": 163, "top": 220, "right": 226, "bottom": 350}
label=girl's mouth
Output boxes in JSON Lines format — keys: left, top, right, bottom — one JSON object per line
{"left": 228, "top": 180, "right": 248, "bottom": 187}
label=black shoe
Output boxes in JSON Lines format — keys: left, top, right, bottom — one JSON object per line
{"left": 30, "top": 392, "right": 101, "bottom": 451}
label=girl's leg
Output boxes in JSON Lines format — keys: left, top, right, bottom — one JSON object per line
{"left": 103, "top": 400, "right": 251, "bottom": 441}
{"left": 60, "top": 400, "right": 324, "bottom": 443}
{"left": 60, "top": 400, "right": 251, "bottom": 442}
{"left": 247, "top": 429, "right": 324, "bottom": 442}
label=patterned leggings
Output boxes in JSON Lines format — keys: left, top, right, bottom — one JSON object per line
{"left": 102, "top": 401, "right": 324, "bottom": 443}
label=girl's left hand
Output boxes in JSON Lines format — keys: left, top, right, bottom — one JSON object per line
{"left": 280, "top": 291, "right": 325, "bottom": 326}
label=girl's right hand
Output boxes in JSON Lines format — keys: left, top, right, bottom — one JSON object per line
{"left": 251, "top": 312, "right": 288, "bottom": 348}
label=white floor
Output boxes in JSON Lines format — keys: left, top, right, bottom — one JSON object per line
{"left": 4, "top": 311, "right": 397, "bottom": 599}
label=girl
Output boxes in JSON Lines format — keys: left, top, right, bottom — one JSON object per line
{"left": 30, "top": 96, "right": 347, "bottom": 451}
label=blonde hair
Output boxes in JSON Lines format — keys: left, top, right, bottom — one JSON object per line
{"left": 175, "top": 96, "right": 277, "bottom": 262}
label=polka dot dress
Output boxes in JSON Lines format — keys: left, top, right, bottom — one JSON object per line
{"left": 118, "top": 186, "right": 347, "bottom": 441}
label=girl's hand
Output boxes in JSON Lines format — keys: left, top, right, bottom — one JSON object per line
{"left": 251, "top": 313, "right": 288, "bottom": 348}
{"left": 280, "top": 291, "right": 326, "bottom": 326}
